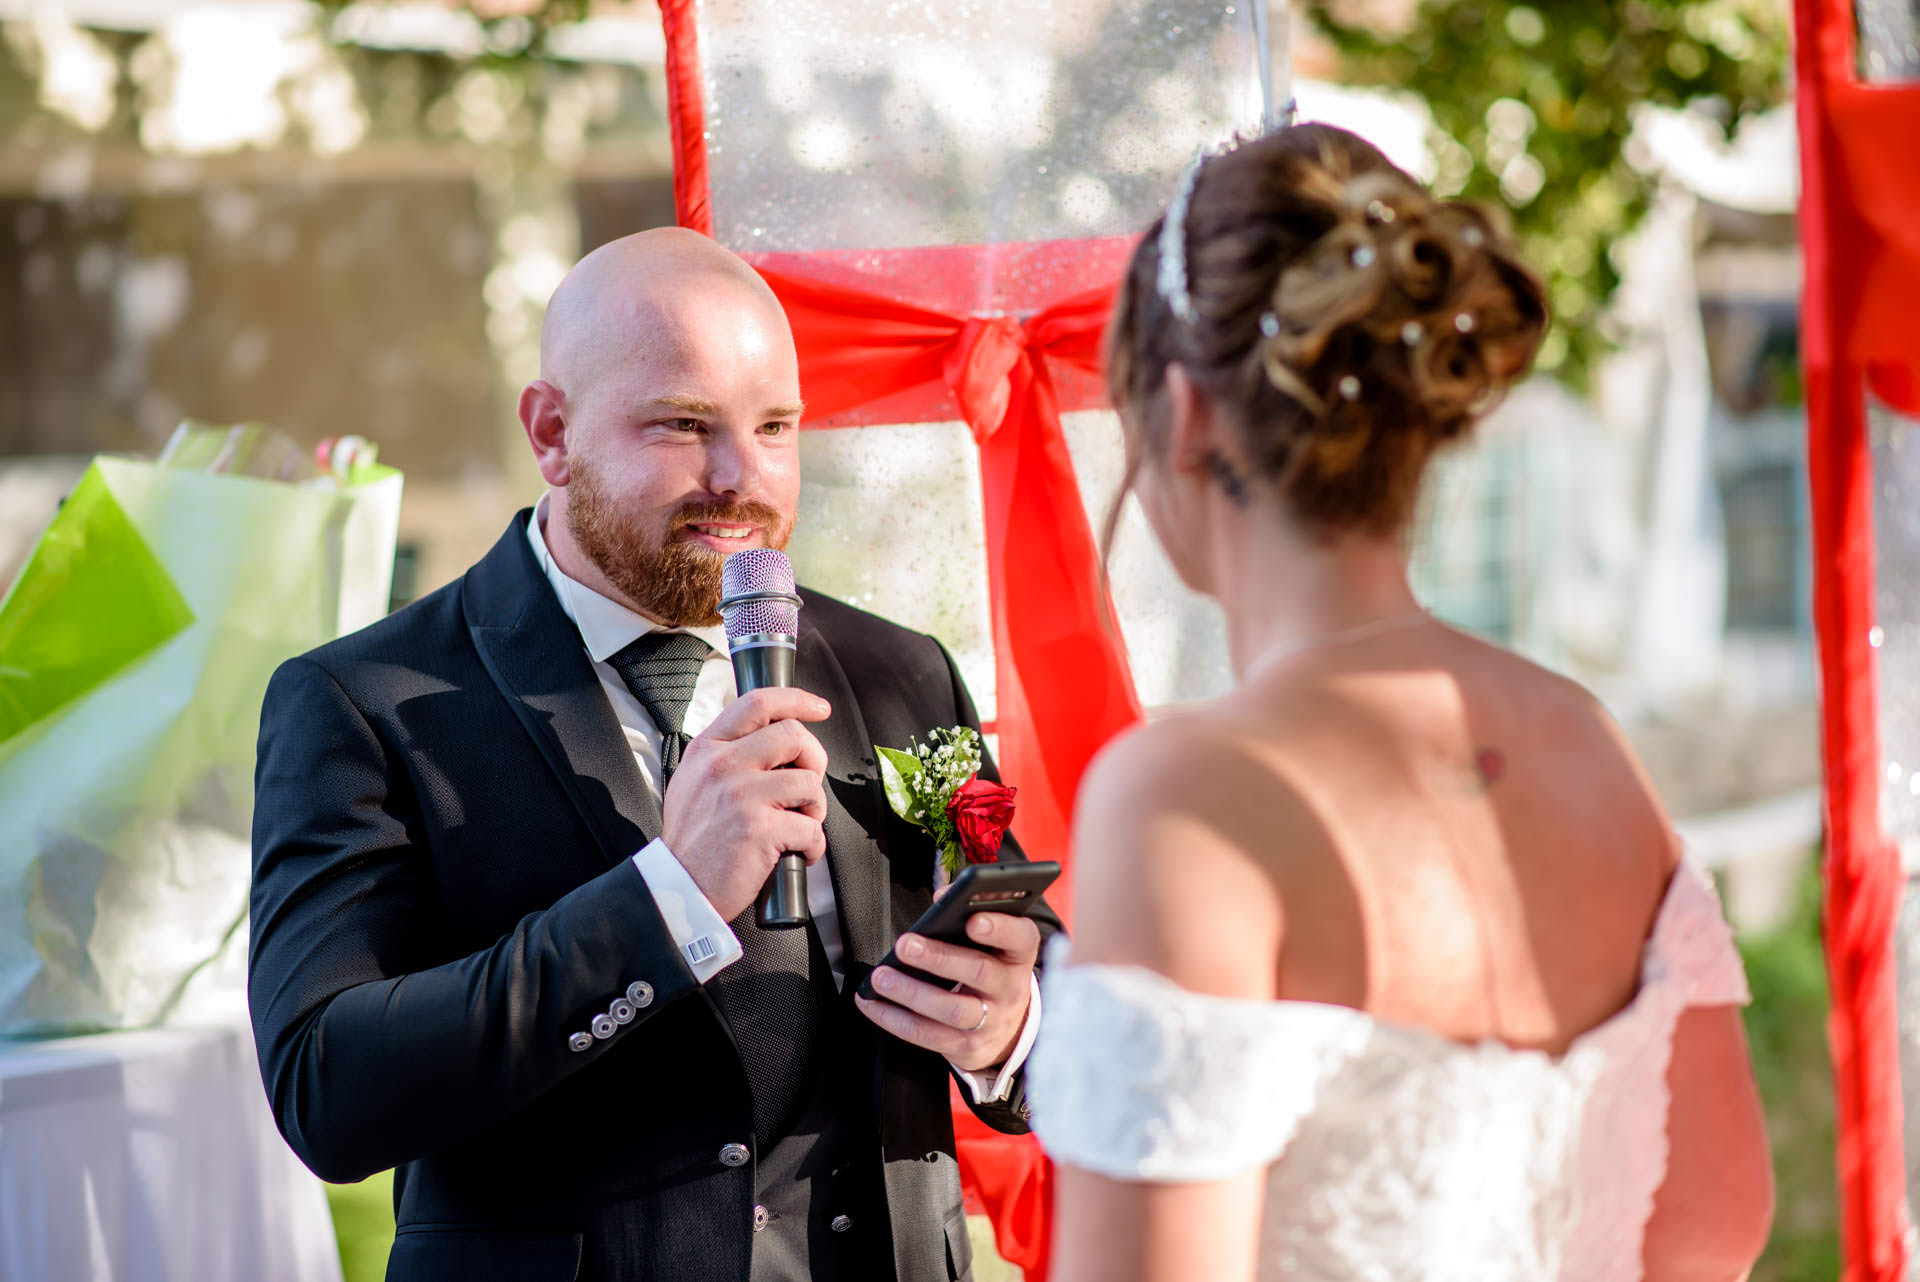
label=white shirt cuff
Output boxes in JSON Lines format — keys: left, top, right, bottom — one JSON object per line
{"left": 951, "top": 972, "right": 1043, "bottom": 1105}
{"left": 629, "top": 838, "right": 743, "bottom": 983}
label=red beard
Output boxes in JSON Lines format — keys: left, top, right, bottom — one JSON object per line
{"left": 567, "top": 457, "right": 791, "bottom": 627}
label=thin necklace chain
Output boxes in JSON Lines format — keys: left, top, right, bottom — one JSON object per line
{"left": 1245, "top": 606, "right": 1434, "bottom": 679}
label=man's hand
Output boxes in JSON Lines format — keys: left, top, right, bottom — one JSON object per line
{"left": 854, "top": 909, "right": 1041, "bottom": 1072}
{"left": 661, "top": 687, "right": 831, "bottom": 921}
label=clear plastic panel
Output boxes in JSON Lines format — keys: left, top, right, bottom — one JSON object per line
{"left": 1061, "top": 409, "right": 1235, "bottom": 709}
{"left": 1858, "top": 0, "right": 1920, "bottom": 82}
{"left": 1870, "top": 396, "right": 1920, "bottom": 852}
{"left": 788, "top": 421, "right": 997, "bottom": 712}
{"left": 696, "top": 0, "right": 1266, "bottom": 259}
{"left": 1867, "top": 393, "right": 1920, "bottom": 1257}
{"left": 787, "top": 410, "right": 1237, "bottom": 723}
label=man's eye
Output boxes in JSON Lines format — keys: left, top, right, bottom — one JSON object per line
{"left": 760, "top": 421, "right": 794, "bottom": 436}
{"left": 669, "top": 419, "right": 704, "bottom": 433}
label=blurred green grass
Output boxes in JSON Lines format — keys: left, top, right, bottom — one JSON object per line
{"left": 327, "top": 861, "right": 1841, "bottom": 1282}
{"left": 1740, "top": 858, "right": 1842, "bottom": 1282}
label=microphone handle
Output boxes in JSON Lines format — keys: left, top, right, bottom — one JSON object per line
{"left": 731, "top": 639, "right": 809, "bottom": 929}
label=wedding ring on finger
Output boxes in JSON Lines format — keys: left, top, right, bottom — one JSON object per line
{"left": 968, "top": 997, "right": 990, "bottom": 1033}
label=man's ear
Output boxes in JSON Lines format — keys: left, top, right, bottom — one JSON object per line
{"left": 1162, "top": 363, "right": 1217, "bottom": 479}
{"left": 519, "top": 380, "right": 570, "bottom": 488}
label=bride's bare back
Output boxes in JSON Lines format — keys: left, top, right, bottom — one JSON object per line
{"left": 1237, "top": 624, "right": 1669, "bottom": 1051}
{"left": 1059, "top": 624, "right": 1772, "bottom": 1282}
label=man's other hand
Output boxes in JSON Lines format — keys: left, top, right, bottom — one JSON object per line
{"left": 854, "top": 910, "right": 1041, "bottom": 1072}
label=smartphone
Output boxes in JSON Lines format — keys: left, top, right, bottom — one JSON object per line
{"left": 855, "top": 861, "right": 1060, "bottom": 1000}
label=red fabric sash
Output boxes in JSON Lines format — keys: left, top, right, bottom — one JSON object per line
{"left": 1795, "top": 1, "right": 1920, "bottom": 1276}
{"left": 738, "top": 256, "right": 1146, "bottom": 1280}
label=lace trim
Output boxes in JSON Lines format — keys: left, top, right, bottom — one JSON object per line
{"left": 1029, "top": 861, "right": 1749, "bottom": 1194}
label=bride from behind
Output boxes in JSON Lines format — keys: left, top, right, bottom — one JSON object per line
{"left": 1029, "top": 123, "right": 1772, "bottom": 1282}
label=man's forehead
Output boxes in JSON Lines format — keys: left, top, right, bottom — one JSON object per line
{"left": 640, "top": 391, "right": 807, "bottom": 420}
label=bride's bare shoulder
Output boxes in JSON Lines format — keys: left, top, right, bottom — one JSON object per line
{"left": 1066, "top": 710, "right": 1308, "bottom": 999}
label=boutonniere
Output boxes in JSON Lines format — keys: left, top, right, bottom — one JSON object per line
{"left": 875, "top": 726, "right": 1018, "bottom": 877}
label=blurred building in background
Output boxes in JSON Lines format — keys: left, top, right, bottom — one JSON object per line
{"left": 0, "top": 0, "right": 677, "bottom": 599}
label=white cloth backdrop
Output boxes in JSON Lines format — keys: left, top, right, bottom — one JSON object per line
{"left": 0, "top": 1023, "right": 342, "bottom": 1282}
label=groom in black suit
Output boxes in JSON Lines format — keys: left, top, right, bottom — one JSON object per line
{"left": 248, "top": 228, "right": 1055, "bottom": 1282}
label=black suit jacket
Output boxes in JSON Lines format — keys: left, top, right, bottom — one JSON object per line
{"left": 248, "top": 513, "right": 1059, "bottom": 1282}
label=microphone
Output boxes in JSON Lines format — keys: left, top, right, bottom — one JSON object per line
{"left": 718, "top": 549, "right": 810, "bottom": 929}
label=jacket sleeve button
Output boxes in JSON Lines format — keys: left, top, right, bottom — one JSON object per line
{"left": 568, "top": 1031, "right": 594, "bottom": 1053}
{"left": 609, "top": 998, "right": 637, "bottom": 1025}
{"left": 627, "top": 981, "right": 655, "bottom": 1008}
{"left": 591, "top": 1013, "right": 617, "bottom": 1040}
{"left": 719, "top": 1143, "right": 750, "bottom": 1168}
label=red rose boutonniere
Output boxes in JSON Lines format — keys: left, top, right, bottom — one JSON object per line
{"left": 876, "top": 726, "right": 1018, "bottom": 877}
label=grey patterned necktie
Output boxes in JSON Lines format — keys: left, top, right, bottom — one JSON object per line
{"left": 605, "top": 627, "right": 828, "bottom": 1142}
{"left": 607, "top": 630, "right": 713, "bottom": 784}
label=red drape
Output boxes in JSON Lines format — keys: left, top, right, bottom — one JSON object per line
{"left": 747, "top": 258, "right": 1147, "bottom": 1279}
{"left": 1794, "top": 2, "right": 1920, "bottom": 1277}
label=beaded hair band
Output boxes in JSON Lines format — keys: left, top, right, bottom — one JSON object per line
{"left": 1155, "top": 99, "right": 1298, "bottom": 327}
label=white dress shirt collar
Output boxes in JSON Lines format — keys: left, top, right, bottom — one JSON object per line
{"left": 525, "top": 495, "right": 730, "bottom": 662}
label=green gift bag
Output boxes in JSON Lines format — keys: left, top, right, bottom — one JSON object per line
{"left": 0, "top": 454, "right": 403, "bottom": 1036}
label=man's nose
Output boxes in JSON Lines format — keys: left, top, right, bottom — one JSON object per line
{"left": 702, "top": 427, "right": 762, "bottom": 496}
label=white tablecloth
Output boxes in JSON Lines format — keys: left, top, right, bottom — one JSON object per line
{"left": 0, "top": 1023, "right": 343, "bottom": 1282}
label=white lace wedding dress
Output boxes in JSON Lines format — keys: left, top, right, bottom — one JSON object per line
{"left": 1028, "top": 862, "right": 1750, "bottom": 1282}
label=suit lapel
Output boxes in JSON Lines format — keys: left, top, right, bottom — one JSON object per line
{"left": 796, "top": 622, "right": 891, "bottom": 974}
{"left": 464, "top": 515, "right": 660, "bottom": 870}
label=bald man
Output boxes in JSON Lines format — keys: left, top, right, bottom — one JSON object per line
{"left": 248, "top": 229, "right": 1055, "bottom": 1282}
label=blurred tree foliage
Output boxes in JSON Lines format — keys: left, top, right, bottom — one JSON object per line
{"left": 310, "top": 0, "right": 593, "bottom": 62}
{"left": 1303, "top": 1, "right": 1791, "bottom": 388}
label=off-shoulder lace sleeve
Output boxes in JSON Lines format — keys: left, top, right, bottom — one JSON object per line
{"left": 1652, "top": 862, "right": 1751, "bottom": 1007}
{"left": 1028, "top": 941, "right": 1371, "bottom": 1182}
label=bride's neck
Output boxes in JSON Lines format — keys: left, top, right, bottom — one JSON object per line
{"left": 1211, "top": 508, "right": 1421, "bottom": 681}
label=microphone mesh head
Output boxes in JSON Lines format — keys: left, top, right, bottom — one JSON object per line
{"left": 720, "top": 548, "right": 800, "bottom": 639}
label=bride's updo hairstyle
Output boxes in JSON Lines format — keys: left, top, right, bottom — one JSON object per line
{"left": 1107, "top": 124, "right": 1548, "bottom": 534}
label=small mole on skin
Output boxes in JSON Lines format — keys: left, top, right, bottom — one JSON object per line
{"left": 1475, "top": 748, "right": 1505, "bottom": 786}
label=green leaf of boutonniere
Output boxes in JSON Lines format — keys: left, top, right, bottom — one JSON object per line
{"left": 876, "top": 745, "right": 925, "bottom": 825}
